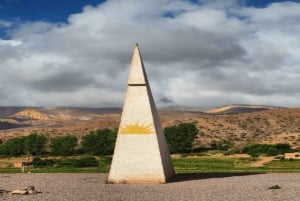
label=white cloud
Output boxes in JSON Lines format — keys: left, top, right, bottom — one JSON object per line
{"left": 239, "top": 2, "right": 300, "bottom": 23}
{"left": 0, "top": 0, "right": 299, "bottom": 108}
{"left": 0, "top": 20, "right": 12, "bottom": 27}
{"left": 0, "top": 39, "right": 22, "bottom": 46}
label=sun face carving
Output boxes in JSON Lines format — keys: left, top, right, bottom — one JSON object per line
{"left": 120, "top": 123, "right": 153, "bottom": 134}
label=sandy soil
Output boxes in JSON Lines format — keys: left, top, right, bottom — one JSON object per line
{"left": 0, "top": 173, "right": 299, "bottom": 201}
{"left": 250, "top": 157, "right": 275, "bottom": 167}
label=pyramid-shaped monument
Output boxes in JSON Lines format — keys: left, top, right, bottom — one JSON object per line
{"left": 108, "top": 44, "right": 174, "bottom": 184}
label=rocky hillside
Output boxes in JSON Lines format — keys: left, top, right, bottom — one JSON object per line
{"left": 12, "top": 109, "right": 50, "bottom": 120}
{"left": 191, "top": 108, "right": 300, "bottom": 149}
{"left": 0, "top": 106, "right": 299, "bottom": 149}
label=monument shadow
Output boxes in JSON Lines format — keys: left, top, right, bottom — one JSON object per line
{"left": 169, "top": 172, "right": 265, "bottom": 183}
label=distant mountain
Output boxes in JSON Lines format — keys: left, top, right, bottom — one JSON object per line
{"left": 0, "top": 106, "right": 29, "bottom": 116}
{"left": 12, "top": 109, "right": 50, "bottom": 120}
{"left": 0, "top": 107, "right": 122, "bottom": 141}
{"left": 205, "top": 104, "right": 283, "bottom": 114}
{"left": 0, "top": 106, "right": 299, "bottom": 150}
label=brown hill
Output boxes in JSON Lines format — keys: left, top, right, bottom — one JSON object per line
{"left": 193, "top": 108, "right": 300, "bottom": 149}
{"left": 12, "top": 109, "right": 50, "bottom": 120}
{"left": 205, "top": 104, "right": 282, "bottom": 114}
{"left": 0, "top": 106, "right": 299, "bottom": 150}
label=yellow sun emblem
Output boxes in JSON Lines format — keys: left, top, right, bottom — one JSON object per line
{"left": 120, "top": 123, "right": 153, "bottom": 134}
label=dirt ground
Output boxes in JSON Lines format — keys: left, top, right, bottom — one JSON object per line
{"left": 1, "top": 173, "right": 299, "bottom": 201}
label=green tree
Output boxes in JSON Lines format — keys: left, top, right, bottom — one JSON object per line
{"left": 164, "top": 123, "right": 198, "bottom": 153}
{"left": 275, "top": 143, "right": 292, "bottom": 154}
{"left": 50, "top": 135, "right": 78, "bottom": 156}
{"left": 81, "top": 128, "right": 117, "bottom": 155}
{"left": 266, "top": 146, "right": 278, "bottom": 156}
{"left": 24, "top": 133, "right": 47, "bottom": 155}
{"left": 0, "top": 137, "right": 25, "bottom": 156}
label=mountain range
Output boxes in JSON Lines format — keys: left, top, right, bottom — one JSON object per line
{"left": 0, "top": 105, "right": 299, "bottom": 149}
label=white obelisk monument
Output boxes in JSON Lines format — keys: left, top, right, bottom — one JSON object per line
{"left": 108, "top": 44, "right": 174, "bottom": 184}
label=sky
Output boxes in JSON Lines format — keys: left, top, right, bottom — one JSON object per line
{"left": 0, "top": 0, "right": 300, "bottom": 108}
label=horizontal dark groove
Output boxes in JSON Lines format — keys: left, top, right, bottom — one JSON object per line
{"left": 128, "top": 84, "right": 146, "bottom": 86}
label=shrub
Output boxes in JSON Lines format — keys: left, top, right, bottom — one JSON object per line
{"left": 50, "top": 135, "right": 78, "bottom": 156}
{"left": 242, "top": 143, "right": 292, "bottom": 157}
{"left": 266, "top": 146, "right": 278, "bottom": 156}
{"left": 98, "top": 156, "right": 112, "bottom": 171}
{"left": 275, "top": 143, "right": 292, "bottom": 154}
{"left": 216, "top": 140, "right": 234, "bottom": 151}
{"left": 74, "top": 156, "right": 99, "bottom": 167}
{"left": 56, "top": 156, "right": 98, "bottom": 168}
{"left": 81, "top": 129, "right": 117, "bottom": 155}
{"left": 56, "top": 158, "right": 76, "bottom": 167}
{"left": 164, "top": 123, "right": 198, "bottom": 153}
{"left": 32, "top": 157, "right": 54, "bottom": 168}
{"left": 268, "top": 185, "right": 281, "bottom": 190}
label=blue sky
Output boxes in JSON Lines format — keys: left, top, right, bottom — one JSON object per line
{"left": 1, "top": 0, "right": 299, "bottom": 32}
{"left": 0, "top": 0, "right": 300, "bottom": 108}
{"left": 245, "top": 0, "right": 300, "bottom": 7}
{"left": 0, "top": 0, "right": 105, "bottom": 22}
{"left": 0, "top": 0, "right": 105, "bottom": 38}
{"left": 1, "top": 0, "right": 299, "bottom": 22}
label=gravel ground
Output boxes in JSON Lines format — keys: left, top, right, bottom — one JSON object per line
{"left": 0, "top": 173, "right": 299, "bottom": 201}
